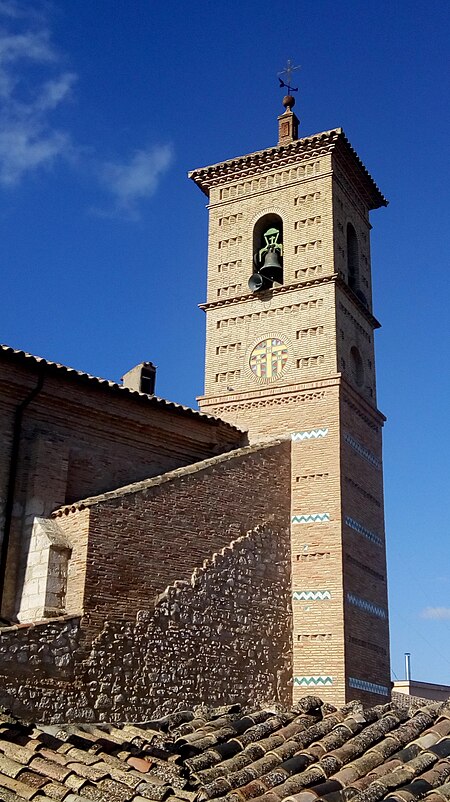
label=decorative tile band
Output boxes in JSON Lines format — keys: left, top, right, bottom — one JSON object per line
{"left": 349, "top": 677, "right": 389, "bottom": 696}
{"left": 294, "top": 676, "right": 333, "bottom": 687}
{"left": 293, "top": 590, "right": 331, "bottom": 601}
{"left": 347, "top": 592, "right": 387, "bottom": 619}
{"left": 344, "top": 433, "right": 381, "bottom": 469}
{"left": 345, "top": 516, "right": 383, "bottom": 547}
{"left": 291, "top": 428, "right": 328, "bottom": 441}
{"left": 292, "top": 513, "right": 330, "bottom": 524}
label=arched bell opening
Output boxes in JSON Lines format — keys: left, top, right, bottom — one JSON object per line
{"left": 346, "top": 223, "right": 368, "bottom": 306}
{"left": 347, "top": 223, "right": 359, "bottom": 292}
{"left": 350, "top": 345, "right": 364, "bottom": 387}
{"left": 248, "top": 214, "right": 284, "bottom": 293}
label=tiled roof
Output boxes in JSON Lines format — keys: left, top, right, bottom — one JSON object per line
{"left": 52, "top": 440, "right": 283, "bottom": 515}
{"left": 0, "top": 344, "right": 242, "bottom": 430}
{"left": 189, "top": 129, "right": 387, "bottom": 210}
{"left": 0, "top": 696, "right": 450, "bottom": 802}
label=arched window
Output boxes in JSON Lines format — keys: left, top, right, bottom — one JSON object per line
{"left": 251, "top": 213, "right": 283, "bottom": 288}
{"left": 350, "top": 346, "right": 364, "bottom": 387}
{"left": 347, "top": 223, "right": 359, "bottom": 293}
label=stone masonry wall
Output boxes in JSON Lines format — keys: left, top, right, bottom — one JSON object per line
{"left": 55, "top": 440, "right": 292, "bottom": 630}
{"left": 85, "top": 523, "right": 292, "bottom": 721}
{"left": 0, "top": 524, "right": 292, "bottom": 723}
{"left": 0, "top": 615, "right": 81, "bottom": 681}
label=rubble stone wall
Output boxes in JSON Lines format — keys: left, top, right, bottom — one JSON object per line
{"left": 56, "top": 440, "right": 292, "bottom": 629}
{"left": 0, "top": 615, "right": 81, "bottom": 680}
{"left": 0, "top": 524, "right": 292, "bottom": 722}
{"left": 85, "top": 523, "right": 293, "bottom": 721}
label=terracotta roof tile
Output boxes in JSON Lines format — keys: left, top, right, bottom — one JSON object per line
{"left": 1, "top": 699, "right": 450, "bottom": 802}
{"left": 15, "top": 769, "right": 48, "bottom": 790}
{"left": 64, "top": 772, "right": 90, "bottom": 792}
{"left": 0, "top": 769, "right": 38, "bottom": 798}
{"left": 0, "top": 343, "right": 242, "bottom": 431}
{"left": 0, "top": 751, "right": 28, "bottom": 778}
{"left": 39, "top": 779, "right": 71, "bottom": 799}
{"left": 28, "top": 755, "right": 73, "bottom": 782}
{"left": 127, "top": 756, "right": 153, "bottom": 773}
{"left": 188, "top": 128, "right": 387, "bottom": 210}
{"left": 64, "top": 794, "right": 94, "bottom": 802}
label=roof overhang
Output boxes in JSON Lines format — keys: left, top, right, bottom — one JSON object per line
{"left": 189, "top": 128, "right": 387, "bottom": 211}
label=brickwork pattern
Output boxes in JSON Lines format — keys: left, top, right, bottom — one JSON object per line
{"left": 193, "top": 126, "right": 390, "bottom": 706}
{"left": 0, "top": 523, "right": 292, "bottom": 722}
{"left": 53, "top": 441, "right": 291, "bottom": 629}
{"left": 0, "top": 357, "right": 243, "bottom": 620}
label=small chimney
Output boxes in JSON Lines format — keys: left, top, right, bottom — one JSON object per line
{"left": 405, "top": 652, "right": 411, "bottom": 682}
{"left": 122, "top": 362, "right": 156, "bottom": 395}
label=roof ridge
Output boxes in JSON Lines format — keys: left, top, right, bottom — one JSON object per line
{"left": 52, "top": 438, "right": 286, "bottom": 515}
{"left": 0, "top": 343, "right": 242, "bottom": 430}
{"left": 188, "top": 128, "right": 343, "bottom": 176}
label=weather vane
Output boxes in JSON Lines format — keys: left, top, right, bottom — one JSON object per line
{"left": 277, "top": 59, "right": 301, "bottom": 94}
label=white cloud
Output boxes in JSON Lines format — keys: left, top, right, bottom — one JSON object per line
{"left": 0, "top": 29, "right": 56, "bottom": 69}
{"left": 421, "top": 607, "right": 450, "bottom": 620}
{"left": 0, "top": 3, "right": 173, "bottom": 217}
{"left": 96, "top": 144, "right": 174, "bottom": 220}
{"left": 0, "top": 0, "right": 40, "bottom": 20}
{"left": 0, "top": 5, "right": 76, "bottom": 185}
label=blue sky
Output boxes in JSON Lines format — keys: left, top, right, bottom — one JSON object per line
{"left": 0, "top": 0, "right": 449, "bottom": 686}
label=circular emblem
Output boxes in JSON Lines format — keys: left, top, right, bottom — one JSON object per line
{"left": 249, "top": 337, "right": 289, "bottom": 381}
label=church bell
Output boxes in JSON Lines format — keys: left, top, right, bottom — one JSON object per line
{"left": 259, "top": 248, "right": 283, "bottom": 284}
{"left": 248, "top": 248, "right": 283, "bottom": 292}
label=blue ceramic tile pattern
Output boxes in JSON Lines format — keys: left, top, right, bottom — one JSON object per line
{"left": 347, "top": 592, "right": 387, "bottom": 619}
{"left": 292, "top": 513, "right": 330, "bottom": 524}
{"left": 344, "top": 433, "right": 381, "bottom": 469}
{"left": 349, "top": 677, "right": 389, "bottom": 696}
{"left": 345, "top": 516, "right": 382, "bottom": 547}
{"left": 294, "top": 676, "right": 333, "bottom": 686}
{"left": 291, "top": 428, "right": 328, "bottom": 441}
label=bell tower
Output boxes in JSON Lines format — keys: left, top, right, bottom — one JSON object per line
{"left": 189, "top": 93, "right": 390, "bottom": 705}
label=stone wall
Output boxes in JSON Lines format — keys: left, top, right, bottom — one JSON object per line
{"left": 0, "top": 615, "right": 80, "bottom": 680}
{"left": 54, "top": 439, "right": 292, "bottom": 629}
{"left": 85, "top": 523, "right": 292, "bottom": 721}
{"left": 0, "top": 524, "right": 292, "bottom": 723}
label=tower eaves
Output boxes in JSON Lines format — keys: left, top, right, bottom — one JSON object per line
{"left": 189, "top": 128, "right": 387, "bottom": 211}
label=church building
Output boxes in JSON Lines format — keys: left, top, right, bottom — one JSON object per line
{"left": 0, "top": 95, "right": 390, "bottom": 722}
{"left": 190, "top": 94, "right": 390, "bottom": 705}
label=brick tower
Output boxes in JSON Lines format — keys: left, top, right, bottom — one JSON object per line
{"left": 189, "top": 94, "right": 390, "bottom": 705}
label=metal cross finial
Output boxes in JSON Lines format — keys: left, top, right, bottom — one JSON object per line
{"left": 277, "top": 59, "right": 301, "bottom": 94}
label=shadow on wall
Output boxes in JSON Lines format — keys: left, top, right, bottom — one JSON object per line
{"left": 0, "top": 523, "right": 293, "bottom": 722}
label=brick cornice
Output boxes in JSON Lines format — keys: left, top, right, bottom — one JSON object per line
{"left": 199, "top": 274, "right": 381, "bottom": 330}
{"left": 189, "top": 128, "right": 386, "bottom": 210}
{"left": 198, "top": 375, "right": 342, "bottom": 407}
{"left": 199, "top": 275, "right": 336, "bottom": 312}
{"left": 198, "top": 374, "right": 386, "bottom": 425}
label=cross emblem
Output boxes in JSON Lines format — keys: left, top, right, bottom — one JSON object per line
{"left": 277, "top": 59, "right": 301, "bottom": 94}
